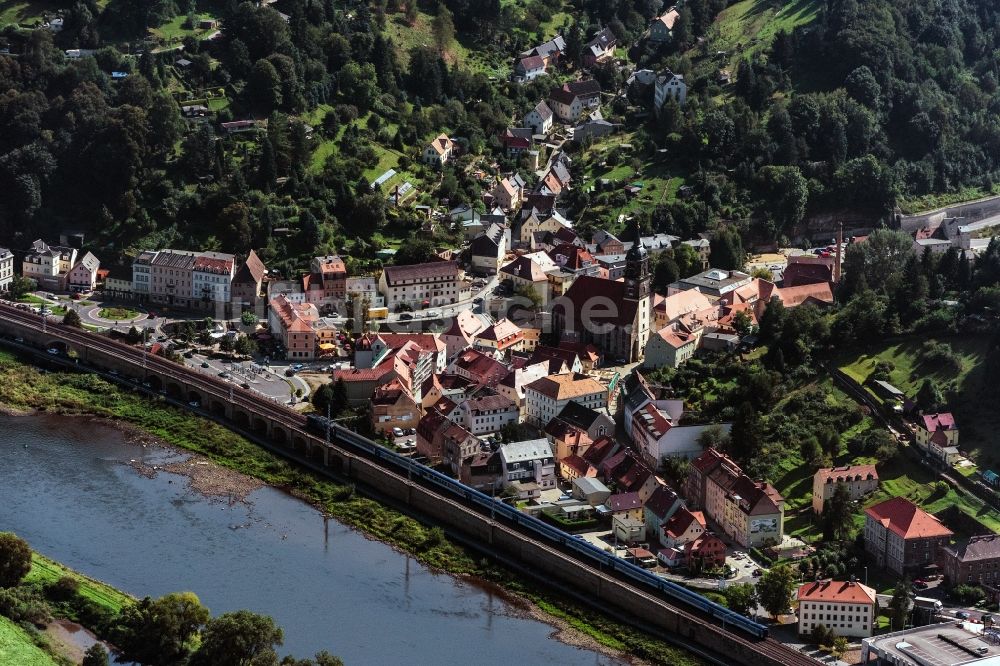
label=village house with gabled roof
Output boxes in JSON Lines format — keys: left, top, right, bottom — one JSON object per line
{"left": 582, "top": 27, "right": 617, "bottom": 68}
{"left": 67, "top": 251, "right": 100, "bottom": 292}
{"left": 524, "top": 101, "right": 554, "bottom": 136}
{"left": 797, "top": 580, "right": 877, "bottom": 638}
{"left": 548, "top": 80, "right": 602, "bottom": 123}
{"left": 649, "top": 7, "right": 680, "bottom": 41}
{"left": 422, "top": 133, "right": 454, "bottom": 168}
{"left": 915, "top": 412, "right": 960, "bottom": 464}
{"left": 370, "top": 379, "right": 420, "bottom": 435}
{"left": 231, "top": 249, "right": 267, "bottom": 308}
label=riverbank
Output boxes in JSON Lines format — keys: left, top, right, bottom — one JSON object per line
{"left": 0, "top": 349, "right": 704, "bottom": 666}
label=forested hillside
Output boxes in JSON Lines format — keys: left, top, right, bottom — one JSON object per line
{"left": 1, "top": 0, "right": 1000, "bottom": 268}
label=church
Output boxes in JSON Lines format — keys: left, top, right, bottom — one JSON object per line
{"left": 552, "top": 220, "right": 651, "bottom": 363}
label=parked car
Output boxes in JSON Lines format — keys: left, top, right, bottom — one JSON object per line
{"left": 188, "top": 401, "right": 200, "bottom": 408}
{"left": 913, "top": 581, "right": 929, "bottom": 590}
{"left": 183, "top": 351, "right": 194, "bottom": 359}
{"left": 46, "top": 348, "right": 59, "bottom": 355}
{"left": 391, "top": 427, "right": 405, "bottom": 438}
{"left": 201, "top": 361, "right": 210, "bottom": 368}
{"left": 752, "top": 568, "right": 763, "bottom": 577}
{"left": 956, "top": 611, "right": 971, "bottom": 620}
{"left": 291, "top": 363, "right": 304, "bottom": 371}
{"left": 399, "top": 313, "right": 413, "bottom": 321}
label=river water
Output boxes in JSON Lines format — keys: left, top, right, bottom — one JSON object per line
{"left": 0, "top": 414, "right": 622, "bottom": 665}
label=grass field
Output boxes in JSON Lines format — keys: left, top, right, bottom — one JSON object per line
{"left": 148, "top": 12, "right": 219, "bottom": 45}
{"left": 709, "top": 0, "right": 822, "bottom": 61}
{"left": 898, "top": 184, "right": 1000, "bottom": 215}
{"left": 26, "top": 552, "right": 133, "bottom": 613}
{"left": 839, "top": 335, "right": 996, "bottom": 461}
{"left": 98, "top": 307, "right": 139, "bottom": 321}
{"left": 0, "top": 617, "right": 55, "bottom": 666}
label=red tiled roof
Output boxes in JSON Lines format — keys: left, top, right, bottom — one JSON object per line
{"left": 865, "top": 497, "right": 954, "bottom": 540}
{"left": 922, "top": 413, "right": 956, "bottom": 432}
{"left": 774, "top": 283, "right": 834, "bottom": 307}
{"left": 645, "top": 486, "right": 680, "bottom": 519}
{"left": 560, "top": 454, "right": 592, "bottom": 477}
{"left": 797, "top": 580, "right": 876, "bottom": 605}
{"left": 663, "top": 506, "right": 702, "bottom": 538}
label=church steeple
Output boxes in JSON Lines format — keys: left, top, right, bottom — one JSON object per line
{"left": 624, "top": 219, "right": 649, "bottom": 301}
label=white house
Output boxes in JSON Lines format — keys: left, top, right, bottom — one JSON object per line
{"left": 66, "top": 251, "right": 101, "bottom": 292}
{"left": 378, "top": 261, "right": 462, "bottom": 310}
{"left": 422, "top": 133, "right": 454, "bottom": 168}
{"left": 499, "top": 438, "right": 557, "bottom": 498}
{"left": 456, "top": 394, "right": 519, "bottom": 436}
{"left": 523, "top": 373, "right": 606, "bottom": 427}
{"left": 655, "top": 70, "right": 687, "bottom": 112}
{"left": 0, "top": 248, "right": 13, "bottom": 291}
{"left": 524, "top": 101, "right": 554, "bottom": 136}
{"left": 797, "top": 580, "right": 877, "bottom": 639}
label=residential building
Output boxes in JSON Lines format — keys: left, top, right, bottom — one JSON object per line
{"left": 147, "top": 250, "right": 196, "bottom": 306}
{"left": 501, "top": 128, "right": 533, "bottom": 157}
{"left": 548, "top": 80, "right": 602, "bottom": 124}
{"left": 422, "top": 133, "right": 454, "bottom": 168}
{"left": 524, "top": 101, "right": 554, "bottom": 136}
{"left": 941, "top": 535, "right": 1000, "bottom": 598}
{"left": 649, "top": 8, "right": 680, "bottom": 41}
{"left": 269, "top": 294, "right": 320, "bottom": 360}
{"left": 23, "top": 239, "right": 77, "bottom": 290}
{"left": 0, "top": 248, "right": 14, "bottom": 291}
{"left": 474, "top": 318, "right": 523, "bottom": 355}
{"left": 499, "top": 439, "right": 557, "bottom": 499}
{"left": 654, "top": 70, "right": 687, "bottom": 111}
{"left": 303, "top": 255, "right": 347, "bottom": 307}
{"left": 370, "top": 380, "right": 420, "bottom": 435}
{"left": 916, "top": 412, "right": 960, "bottom": 464}
{"left": 191, "top": 252, "right": 236, "bottom": 304}
{"left": 523, "top": 373, "right": 607, "bottom": 427}
{"left": 514, "top": 55, "right": 547, "bottom": 81}
{"left": 797, "top": 580, "right": 877, "bottom": 639}
{"left": 682, "top": 238, "right": 711, "bottom": 271}
{"left": 548, "top": 400, "right": 615, "bottom": 442}
{"left": 449, "top": 349, "right": 509, "bottom": 388}
{"left": 440, "top": 310, "right": 487, "bottom": 359}
{"left": 457, "top": 394, "right": 519, "bottom": 436}
{"left": 66, "top": 251, "right": 100, "bottom": 292}
{"left": 644, "top": 326, "right": 699, "bottom": 369}
{"left": 469, "top": 223, "right": 508, "bottom": 275}
{"left": 653, "top": 290, "right": 714, "bottom": 330}
{"left": 500, "top": 254, "right": 553, "bottom": 305}
{"left": 659, "top": 506, "right": 706, "bottom": 549}
{"left": 519, "top": 210, "right": 572, "bottom": 245}
{"left": 417, "top": 408, "right": 479, "bottom": 468}
{"left": 492, "top": 175, "right": 525, "bottom": 211}
{"left": 812, "top": 465, "right": 879, "bottom": 515}
{"left": 379, "top": 261, "right": 461, "bottom": 310}
{"left": 864, "top": 497, "right": 954, "bottom": 576}
{"left": 498, "top": 362, "right": 551, "bottom": 419}
{"left": 131, "top": 250, "right": 156, "bottom": 298}
{"left": 553, "top": 220, "right": 651, "bottom": 363}
{"left": 686, "top": 448, "right": 785, "bottom": 548}
{"left": 645, "top": 486, "right": 686, "bottom": 547}
{"left": 668, "top": 268, "right": 753, "bottom": 300}
{"left": 231, "top": 250, "right": 267, "bottom": 309}
{"left": 441, "top": 421, "right": 482, "bottom": 477}
{"left": 0, "top": 247, "right": 13, "bottom": 292}
{"left": 519, "top": 35, "right": 565, "bottom": 69}
{"left": 582, "top": 27, "right": 616, "bottom": 68}
{"left": 687, "top": 533, "right": 727, "bottom": 568}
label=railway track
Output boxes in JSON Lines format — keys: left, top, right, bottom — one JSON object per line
{"left": 0, "top": 304, "right": 818, "bottom": 665}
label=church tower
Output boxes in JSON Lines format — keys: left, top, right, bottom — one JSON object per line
{"left": 624, "top": 219, "right": 651, "bottom": 361}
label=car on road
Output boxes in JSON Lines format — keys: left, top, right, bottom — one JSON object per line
{"left": 473, "top": 297, "right": 483, "bottom": 304}
{"left": 913, "top": 581, "right": 929, "bottom": 590}
{"left": 14, "top": 337, "right": 23, "bottom": 343}
{"left": 219, "top": 372, "right": 231, "bottom": 379}
{"left": 201, "top": 361, "right": 210, "bottom": 368}
{"left": 752, "top": 568, "right": 763, "bottom": 577}
{"left": 285, "top": 368, "right": 296, "bottom": 377}
{"left": 425, "top": 309, "right": 441, "bottom": 318}
{"left": 109, "top": 369, "right": 119, "bottom": 375}
{"left": 399, "top": 313, "right": 413, "bottom": 321}
{"left": 957, "top": 611, "right": 971, "bottom": 620}
{"left": 240, "top": 383, "right": 250, "bottom": 390}
{"left": 142, "top": 382, "right": 151, "bottom": 388}
{"left": 183, "top": 351, "right": 194, "bottom": 359}
{"left": 46, "top": 348, "right": 59, "bottom": 355}
{"left": 188, "top": 401, "right": 200, "bottom": 408}
{"left": 292, "top": 363, "right": 304, "bottom": 371}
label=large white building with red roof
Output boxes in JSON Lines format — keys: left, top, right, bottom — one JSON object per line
{"left": 797, "top": 580, "right": 877, "bottom": 638}
{"left": 864, "top": 497, "right": 954, "bottom": 575}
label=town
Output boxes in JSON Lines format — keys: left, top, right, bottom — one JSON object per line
{"left": 2, "top": 0, "right": 1000, "bottom": 664}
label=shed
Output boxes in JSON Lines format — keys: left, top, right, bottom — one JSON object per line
{"left": 572, "top": 476, "right": 611, "bottom": 506}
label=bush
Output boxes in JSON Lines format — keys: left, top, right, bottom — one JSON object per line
{"left": 0, "top": 533, "right": 32, "bottom": 588}
{"left": 0, "top": 586, "right": 51, "bottom": 626}
{"left": 46, "top": 575, "right": 80, "bottom": 601}
{"left": 919, "top": 340, "right": 962, "bottom": 374}
{"left": 951, "top": 584, "right": 986, "bottom": 605}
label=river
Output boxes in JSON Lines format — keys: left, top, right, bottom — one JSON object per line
{"left": 0, "top": 414, "right": 623, "bottom": 665}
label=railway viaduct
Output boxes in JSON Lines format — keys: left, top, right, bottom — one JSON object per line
{"left": 0, "top": 305, "right": 818, "bottom": 666}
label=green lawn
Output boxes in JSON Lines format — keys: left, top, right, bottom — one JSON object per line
{"left": 0, "top": 616, "right": 55, "bottom": 666}
{"left": 839, "top": 335, "right": 996, "bottom": 461}
{"left": 707, "top": 0, "right": 822, "bottom": 66}
{"left": 898, "top": 184, "right": 1000, "bottom": 215}
{"left": 25, "top": 552, "right": 133, "bottom": 613}
{"left": 98, "top": 307, "right": 139, "bottom": 321}
{"left": 148, "top": 12, "right": 219, "bottom": 45}
{"left": 18, "top": 295, "right": 47, "bottom": 305}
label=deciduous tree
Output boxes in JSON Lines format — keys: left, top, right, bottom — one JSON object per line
{"left": 0, "top": 533, "right": 31, "bottom": 588}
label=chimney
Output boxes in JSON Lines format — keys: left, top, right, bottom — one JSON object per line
{"left": 834, "top": 223, "right": 843, "bottom": 283}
